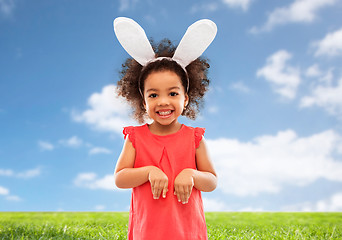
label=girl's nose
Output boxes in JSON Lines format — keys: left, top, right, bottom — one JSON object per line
{"left": 158, "top": 96, "right": 170, "bottom": 106}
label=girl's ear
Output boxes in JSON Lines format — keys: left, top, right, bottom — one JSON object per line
{"left": 184, "top": 93, "right": 189, "bottom": 107}
{"left": 143, "top": 98, "right": 146, "bottom": 109}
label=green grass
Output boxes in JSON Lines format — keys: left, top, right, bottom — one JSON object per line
{"left": 0, "top": 212, "right": 341, "bottom": 239}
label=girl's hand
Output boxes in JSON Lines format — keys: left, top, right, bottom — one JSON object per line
{"left": 174, "top": 169, "right": 194, "bottom": 204}
{"left": 148, "top": 167, "right": 168, "bottom": 199}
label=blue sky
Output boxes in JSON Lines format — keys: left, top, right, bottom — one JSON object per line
{"left": 1, "top": 0, "right": 342, "bottom": 211}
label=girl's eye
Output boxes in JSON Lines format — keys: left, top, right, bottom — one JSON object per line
{"left": 149, "top": 93, "right": 157, "bottom": 98}
{"left": 170, "top": 92, "right": 179, "bottom": 97}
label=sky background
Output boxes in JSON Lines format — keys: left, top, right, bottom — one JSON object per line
{"left": 1, "top": 0, "right": 342, "bottom": 212}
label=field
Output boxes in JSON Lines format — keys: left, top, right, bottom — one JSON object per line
{"left": 0, "top": 212, "right": 341, "bottom": 239}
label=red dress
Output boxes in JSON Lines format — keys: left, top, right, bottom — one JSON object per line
{"left": 123, "top": 124, "right": 207, "bottom": 240}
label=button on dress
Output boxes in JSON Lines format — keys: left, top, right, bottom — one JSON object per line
{"left": 123, "top": 124, "right": 207, "bottom": 240}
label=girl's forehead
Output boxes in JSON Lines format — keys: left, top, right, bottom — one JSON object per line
{"left": 144, "top": 71, "right": 183, "bottom": 89}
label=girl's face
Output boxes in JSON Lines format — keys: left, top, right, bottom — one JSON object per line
{"left": 143, "top": 70, "right": 188, "bottom": 127}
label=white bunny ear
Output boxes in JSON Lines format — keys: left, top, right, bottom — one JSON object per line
{"left": 173, "top": 19, "right": 217, "bottom": 68}
{"left": 113, "top": 17, "right": 155, "bottom": 66}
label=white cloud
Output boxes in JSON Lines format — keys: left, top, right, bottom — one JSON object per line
{"left": 0, "top": 0, "right": 15, "bottom": 17}
{"left": 229, "top": 81, "right": 251, "bottom": 93}
{"left": 89, "top": 147, "right": 112, "bottom": 155}
{"left": 207, "top": 106, "right": 218, "bottom": 114}
{"left": 143, "top": 15, "right": 156, "bottom": 24}
{"left": 257, "top": 50, "right": 301, "bottom": 99}
{"left": 300, "top": 77, "right": 342, "bottom": 116}
{"left": 238, "top": 207, "right": 264, "bottom": 212}
{"left": 72, "top": 85, "right": 134, "bottom": 135}
{"left": 0, "top": 186, "right": 9, "bottom": 195}
{"left": 203, "top": 197, "right": 228, "bottom": 211}
{"left": 6, "top": 195, "right": 21, "bottom": 201}
{"left": 250, "top": 0, "right": 336, "bottom": 33}
{"left": 222, "top": 0, "right": 252, "bottom": 11}
{"left": 0, "top": 167, "right": 41, "bottom": 179}
{"left": 305, "top": 64, "right": 322, "bottom": 78}
{"left": 207, "top": 129, "right": 342, "bottom": 197}
{"left": 313, "top": 28, "right": 342, "bottom": 57}
{"left": 191, "top": 2, "right": 219, "bottom": 14}
{"left": 119, "top": 0, "right": 138, "bottom": 12}
{"left": 305, "top": 64, "right": 333, "bottom": 84}
{"left": 315, "top": 192, "right": 342, "bottom": 211}
{"left": 0, "top": 185, "right": 21, "bottom": 201}
{"left": 319, "top": 68, "right": 334, "bottom": 85}
{"left": 284, "top": 192, "right": 342, "bottom": 211}
{"left": 95, "top": 205, "right": 106, "bottom": 211}
{"left": 38, "top": 141, "right": 54, "bottom": 151}
{"left": 0, "top": 169, "right": 13, "bottom": 176}
{"left": 59, "top": 136, "right": 83, "bottom": 148}
{"left": 16, "top": 167, "right": 41, "bottom": 179}
{"left": 74, "top": 172, "right": 119, "bottom": 191}
{"left": 119, "top": 0, "right": 128, "bottom": 11}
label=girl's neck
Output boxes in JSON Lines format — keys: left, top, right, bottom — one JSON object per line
{"left": 148, "top": 120, "right": 182, "bottom": 136}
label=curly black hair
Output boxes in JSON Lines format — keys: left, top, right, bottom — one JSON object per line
{"left": 116, "top": 38, "right": 211, "bottom": 123}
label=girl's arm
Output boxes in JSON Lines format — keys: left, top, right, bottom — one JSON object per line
{"left": 174, "top": 138, "right": 217, "bottom": 204}
{"left": 114, "top": 137, "right": 169, "bottom": 199}
{"left": 193, "top": 137, "right": 217, "bottom": 191}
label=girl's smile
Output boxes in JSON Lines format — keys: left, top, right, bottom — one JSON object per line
{"left": 156, "top": 109, "right": 173, "bottom": 118}
{"left": 143, "top": 70, "right": 188, "bottom": 133}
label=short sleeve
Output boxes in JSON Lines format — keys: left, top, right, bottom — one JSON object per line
{"left": 123, "top": 126, "right": 136, "bottom": 148}
{"left": 194, "top": 127, "right": 205, "bottom": 149}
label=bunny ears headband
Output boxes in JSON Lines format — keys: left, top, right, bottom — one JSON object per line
{"left": 113, "top": 17, "right": 217, "bottom": 93}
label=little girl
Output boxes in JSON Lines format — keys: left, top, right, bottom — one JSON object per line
{"left": 113, "top": 17, "right": 217, "bottom": 240}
